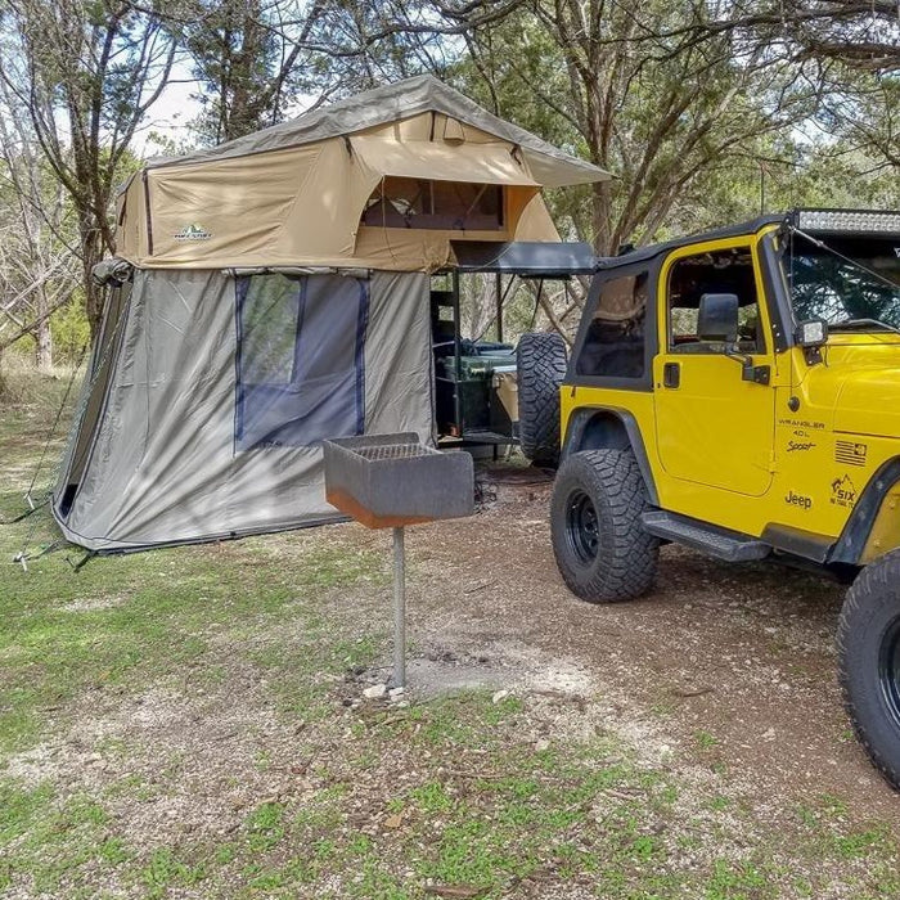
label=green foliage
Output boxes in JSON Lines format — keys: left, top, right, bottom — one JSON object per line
{"left": 245, "top": 802, "right": 286, "bottom": 853}
{"left": 50, "top": 296, "right": 91, "bottom": 364}
{"left": 449, "top": 2, "right": 899, "bottom": 254}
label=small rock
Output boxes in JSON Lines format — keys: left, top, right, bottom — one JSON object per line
{"left": 388, "top": 687, "right": 405, "bottom": 700}
{"left": 363, "top": 683, "right": 387, "bottom": 700}
{"left": 396, "top": 700, "right": 410, "bottom": 708}
{"left": 491, "top": 689, "right": 509, "bottom": 705}
{"left": 535, "top": 738, "right": 550, "bottom": 752}
{"left": 762, "top": 727, "right": 776, "bottom": 741}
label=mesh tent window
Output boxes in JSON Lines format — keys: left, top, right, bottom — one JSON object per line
{"left": 235, "top": 273, "right": 369, "bottom": 450}
{"left": 362, "top": 178, "right": 504, "bottom": 231}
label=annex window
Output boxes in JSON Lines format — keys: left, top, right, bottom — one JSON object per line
{"left": 362, "top": 177, "right": 504, "bottom": 231}
{"left": 575, "top": 269, "right": 649, "bottom": 379}
{"left": 235, "top": 273, "right": 369, "bottom": 450}
{"left": 668, "top": 247, "right": 764, "bottom": 353}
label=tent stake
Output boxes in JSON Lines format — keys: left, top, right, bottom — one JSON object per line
{"left": 392, "top": 526, "right": 406, "bottom": 689}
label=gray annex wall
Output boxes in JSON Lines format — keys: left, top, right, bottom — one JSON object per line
{"left": 54, "top": 268, "right": 433, "bottom": 551}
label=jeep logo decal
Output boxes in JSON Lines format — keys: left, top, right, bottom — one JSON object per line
{"left": 785, "top": 490, "right": 813, "bottom": 510}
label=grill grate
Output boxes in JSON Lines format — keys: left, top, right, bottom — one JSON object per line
{"left": 355, "top": 443, "right": 440, "bottom": 462}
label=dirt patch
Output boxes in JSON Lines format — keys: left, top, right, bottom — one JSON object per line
{"left": 59, "top": 597, "right": 126, "bottom": 613}
{"left": 405, "top": 469, "right": 900, "bottom": 824}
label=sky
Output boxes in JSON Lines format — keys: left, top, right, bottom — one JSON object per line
{"left": 131, "top": 61, "right": 319, "bottom": 158}
{"left": 132, "top": 62, "right": 202, "bottom": 157}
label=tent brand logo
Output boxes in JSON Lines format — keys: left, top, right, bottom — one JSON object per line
{"left": 173, "top": 223, "right": 212, "bottom": 242}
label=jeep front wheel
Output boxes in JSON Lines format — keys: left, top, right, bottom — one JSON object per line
{"left": 839, "top": 550, "right": 900, "bottom": 790}
{"left": 551, "top": 449, "right": 659, "bottom": 603}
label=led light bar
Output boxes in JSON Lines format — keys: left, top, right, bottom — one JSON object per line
{"left": 795, "top": 208, "right": 900, "bottom": 235}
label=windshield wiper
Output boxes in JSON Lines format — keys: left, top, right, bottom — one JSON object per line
{"left": 830, "top": 318, "right": 900, "bottom": 335}
{"left": 790, "top": 226, "right": 900, "bottom": 294}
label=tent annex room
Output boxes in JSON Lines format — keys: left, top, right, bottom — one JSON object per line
{"left": 54, "top": 75, "right": 609, "bottom": 552}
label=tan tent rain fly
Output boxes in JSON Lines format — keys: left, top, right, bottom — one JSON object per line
{"left": 54, "top": 75, "right": 609, "bottom": 552}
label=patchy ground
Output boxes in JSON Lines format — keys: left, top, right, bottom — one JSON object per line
{"left": 2, "top": 395, "right": 900, "bottom": 899}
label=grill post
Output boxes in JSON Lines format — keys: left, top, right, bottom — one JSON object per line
{"left": 392, "top": 526, "right": 406, "bottom": 688}
{"left": 322, "top": 433, "right": 474, "bottom": 693}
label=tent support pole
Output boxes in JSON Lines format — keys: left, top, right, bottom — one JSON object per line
{"left": 495, "top": 272, "right": 503, "bottom": 343}
{"left": 452, "top": 270, "right": 462, "bottom": 437}
{"left": 392, "top": 526, "right": 406, "bottom": 689}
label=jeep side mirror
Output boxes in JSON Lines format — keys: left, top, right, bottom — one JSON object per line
{"left": 696, "top": 292, "right": 771, "bottom": 385}
{"left": 697, "top": 293, "right": 739, "bottom": 343}
{"left": 795, "top": 318, "right": 828, "bottom": 348}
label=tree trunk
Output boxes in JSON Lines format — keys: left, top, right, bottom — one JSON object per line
{"left": 31, "top": 283, "right": 54, "bottom": 371}
{"left": 80, "top": 216, "right": 105, "bottom": 339}
{"left": 591, "top": 180, "right": 613, "bottom": 256}
{"left": 33, "top": 317, "right": 53, "bottom": 371}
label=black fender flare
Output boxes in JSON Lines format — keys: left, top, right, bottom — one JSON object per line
{"left": 561, "top": 406, "right": 659, "bottom": 506}
{"left": 829, "top": 456, "right": 900, "bottom": 566}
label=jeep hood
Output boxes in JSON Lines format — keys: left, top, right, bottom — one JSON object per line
{"left": 834, "top": 367, "right": 900, "bottom": 438}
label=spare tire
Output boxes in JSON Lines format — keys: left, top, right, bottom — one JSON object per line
{"left": 517, "top": 332, "right": 568, "bottom": 466}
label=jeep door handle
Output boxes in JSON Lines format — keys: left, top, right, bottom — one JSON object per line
{"left": 663, "top": 362, "right": 680, "bottom": 389}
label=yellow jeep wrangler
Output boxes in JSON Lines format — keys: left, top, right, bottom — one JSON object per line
{"left": 517, "top": 209, "right": 900, "bottom": 788}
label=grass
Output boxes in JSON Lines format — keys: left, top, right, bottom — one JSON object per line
{"left": 3, "top": 369, "right": 900, "bottom": 898}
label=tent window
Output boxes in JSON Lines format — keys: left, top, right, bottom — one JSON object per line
{"left": 235, "top": 273, "right": 369, "bottom": 450}
{"left": 362, "top": 177, "right": 503, "bottom": 230}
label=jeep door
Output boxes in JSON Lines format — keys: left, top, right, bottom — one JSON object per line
{"left": 653, "top": 239, "right": 776, "bottom": 497}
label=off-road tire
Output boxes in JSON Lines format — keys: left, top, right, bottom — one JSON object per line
{"left": 551, "top": 449, "right": 659, "bottom": 603}
{"left": 838, "top": 550, "right": 900, "bottom": 790}
{"left": 517, "top": 332, "right": 567, "bottom": 466}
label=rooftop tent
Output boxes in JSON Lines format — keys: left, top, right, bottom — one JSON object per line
{"left": 54, "top": 75, "right": 609, "bottom": 552}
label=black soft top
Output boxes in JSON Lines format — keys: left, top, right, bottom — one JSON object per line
{"left": 597, "top": 214, "right": 786, "bottom": 271}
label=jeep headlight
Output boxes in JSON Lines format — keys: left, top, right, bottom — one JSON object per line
{"left": 795, "top": 318, "right": 828, "bottom": 347}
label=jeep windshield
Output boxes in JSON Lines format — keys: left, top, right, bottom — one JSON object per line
{"left": 785, "top": 232, "right": 900, "bottom": 332}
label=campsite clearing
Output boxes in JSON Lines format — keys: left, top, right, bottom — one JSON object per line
{"left": 4, "top": 390, "right": 900, "bottom": 899}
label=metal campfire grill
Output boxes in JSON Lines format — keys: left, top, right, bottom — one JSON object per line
{"left": 323, "top": 433, "right": 474, "bottom": 687}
